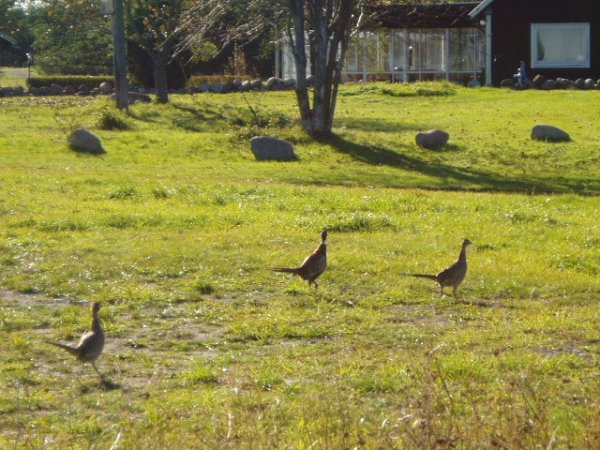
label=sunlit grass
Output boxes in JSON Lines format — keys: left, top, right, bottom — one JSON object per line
{"left": 0, "top": 85, "right": 599, "bottom": 448}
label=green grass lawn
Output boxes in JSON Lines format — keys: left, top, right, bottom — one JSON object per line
{"left": 0, "top": 84, "right": 599, "bottom": 448}
{"left": 0, "top": 66, "right": 34, "bottom": 88}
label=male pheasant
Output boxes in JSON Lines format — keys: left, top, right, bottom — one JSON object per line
{"left": 272, "top": 229, "right": 328, "bottom": 288}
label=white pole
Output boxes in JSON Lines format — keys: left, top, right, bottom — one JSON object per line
{"left": 485, "top": 13, "right": 492, "bottom": 86}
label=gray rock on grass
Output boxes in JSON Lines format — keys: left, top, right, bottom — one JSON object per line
{"left": 68, "top": 129, "right": 105, "bottom": 154}
{"left": 416, "top": 129, "right": 450, "bottom": 149}
{"left": 250, "top": 136, "right": 297, "bottom": 161}
{"left": 531, "top": 125, "right": 571, "bottom": 142}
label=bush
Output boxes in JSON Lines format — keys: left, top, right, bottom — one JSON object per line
{"left": 98, "top": 109, "right": 130, "bottom": 131}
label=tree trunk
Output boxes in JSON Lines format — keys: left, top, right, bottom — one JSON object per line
{"left": 289, "top": 0, "right": 359, "bottom": 137}
{"left": 153, "top": 56, "right": 169, "bottom": 104}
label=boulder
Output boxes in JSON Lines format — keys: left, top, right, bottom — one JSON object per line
{"left": 99, "top": 81, "right": 113, "bottom": 94}
{"left": 574, "top": 78, "right": 586, "bottom": 89}
{"left": 467, "top": 79, "right": 481, "bottom": 88}
{"left": 231, "top": 80, "right": 242, "bottom": 91}
{"left": 283, "top": 78, "right": 296, "bottom": 88}
{"left": 240, "top": 80, "right": 252, "bottom": 92}
{"left": 532, "top": 74, "right": 546, "bottom": 88}
{"left": 415, "top": 129, "right": 450, "bottom": 150}
{"left": 211, "top": 82, "right": 225, "bottom": 94}
{"left": 50, "top": 83, "right": 63, "bottom": 95}
{"left": 78, "top": 84, "right": 91, "bottom": 95}
{"left": 266, "top": 77, "right": 284, "bottom": 90}
{"left": 541, "top": 79, "right": 557, "bottom": 90}
{"left": 531, "top": 125, "right": 571, "bottom": 143}
{"left": 0, "top": 86, "right": 25, "bottom": 97}
{"left": 584, "top": 78, "right": 595, "bottom": 89}
{"left": 250, "top": 79, "right": 263, "bottom": 90}
{"left": 64, "top": 85, "right": 77, "bottom": 95}
{"left": 306, "top": 74, "right": 316, "bottom": 86}
{"left": 556, "top": 78, "right": 572, "bottom": 89}
{"left": 68, "top": 129, "right": 105, "bottom": 154}
{"left": 250, "top": 136, "right": 297, "bottom": 161}
{"left": 500, "top": 78, "right": 515, "bottom": 88}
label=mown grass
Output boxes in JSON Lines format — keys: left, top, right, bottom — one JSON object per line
{"left": 0, "top": 67, "right": 35, "bottom": 88}
{"left": 0, "top": 84, "right": 599, "bottom": 448}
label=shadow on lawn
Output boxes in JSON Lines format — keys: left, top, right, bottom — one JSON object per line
{"left": 127, "top": 101, "right": 227, "bottom": 132}
{"left": 324, "top": 133, "right": 599, "bottom": 195}
{"left": 335, "top": 117, "right": 429, "bottom": 133}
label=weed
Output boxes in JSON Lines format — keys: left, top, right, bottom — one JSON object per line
{"left": 98, "top": 108, "right": 130, "bottom": 130}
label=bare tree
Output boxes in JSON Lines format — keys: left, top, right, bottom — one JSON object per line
{"left": 182, "top": 0, "right": 364, "bottom": 137}
{"left": 286, "top": 0, "right": 363, "bottom": 137}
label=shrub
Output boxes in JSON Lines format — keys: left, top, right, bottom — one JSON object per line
{"left": 98, "top": 109, "right": 130, "bottom": 131}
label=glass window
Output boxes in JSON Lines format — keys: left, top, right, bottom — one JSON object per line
{"left": 449, "top": 29, "right": 484, "bottom": 72}
{"left": 391, "top": 30, "right": 406, "bottom": 72}
{"left": 531, "top": 23, "right": 590, "bottom": 68}
{"left": 363, "top": 31, "right": 390, "bottom": 74}
{"left": 420, "top": 29, "right": 446, "bottom": 72}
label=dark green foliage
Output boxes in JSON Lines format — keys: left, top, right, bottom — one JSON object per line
{"left": 31, "top": 0, "right": 112, "bottom": 75}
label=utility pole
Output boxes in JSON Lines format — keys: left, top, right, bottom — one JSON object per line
{"left": 112, "top": 0, "right": 128, "bottom": 109}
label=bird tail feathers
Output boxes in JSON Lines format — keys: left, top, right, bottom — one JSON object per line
{"left": 402, "top": 273, "right": 438, "bottom": 281}
{"left": 45, "top": 340, "right": 78, "bottom": 355}
{"left": 272, "top": 267, "right": 300, "bottom": 274}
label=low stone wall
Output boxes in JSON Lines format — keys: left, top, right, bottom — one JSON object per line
{"left": 500, "top": 75, "right": 600, "bottom": 90}
{"left": 0, "top": 76, "right": 307, "bottom": 98}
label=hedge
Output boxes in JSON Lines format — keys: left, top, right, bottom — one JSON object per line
{"left": 27, "top": 76, "right": 114, "bottom": 89}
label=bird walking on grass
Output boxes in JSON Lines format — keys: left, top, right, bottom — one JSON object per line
{"left": 272, "top": 228, "right": 328, "bottom": 288}
{"left": 45, "top": 302, "right": 106, "bottom": 379}
{"left": 403, "top": 239, "right": 472, "bottom": 297}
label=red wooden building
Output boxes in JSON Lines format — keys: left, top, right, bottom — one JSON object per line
{"left": 289, "top": 0, "right": 600, "bottom": 86}
{"left": 470, "top": 0, "right": 600, "bottom": 85}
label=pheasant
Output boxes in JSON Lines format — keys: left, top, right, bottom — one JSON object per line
{"left": 45, "top": 302, "right": 106, "bottom": 379}
{"left": 272, "top": 228, "right": 328, "bottom": 288}
{"left": 403, "top": 239, "right": 472, "bottom": 297}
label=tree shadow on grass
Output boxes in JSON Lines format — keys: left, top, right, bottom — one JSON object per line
{"left": 335, "top": 117, "right": 428, "bottom": 133}
{"left": 127, "top": 101, "right": 227, "bottom": 132}
{"left": 323, "top": 133, "right": 599, "bottom": 195}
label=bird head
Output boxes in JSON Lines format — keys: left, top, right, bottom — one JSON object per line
{"left": 321, "top": 228, "right": 328, "bottom": 243}
{"left": 463, "top": 239, "right": 472, "bottom": 247}
{"left": 92, "top": 302, "right": 102, "bottom": 314}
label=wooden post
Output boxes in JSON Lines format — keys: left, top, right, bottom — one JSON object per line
{"left": 112, "top": 0, "right": 128, "bottom": 109}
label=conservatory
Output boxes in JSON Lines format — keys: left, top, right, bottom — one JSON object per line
{"left": 343, "top": 27, "right": 485, "bottom": 83}
{"left": 282, "top": 2, "right": 486, "bottom": 84}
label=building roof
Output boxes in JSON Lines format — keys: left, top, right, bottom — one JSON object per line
{"left": 468, "top": 0, "right": 494, "bottom": 18}
{"left": 0, "top": 32, "right": 17, "bottom": 46}
{"left": 375, "top": 3, "right": 481, "bottom": 29}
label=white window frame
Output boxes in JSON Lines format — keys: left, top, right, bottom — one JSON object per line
{"left": 530, "top": 23, "right": 590, "bottom": 69}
